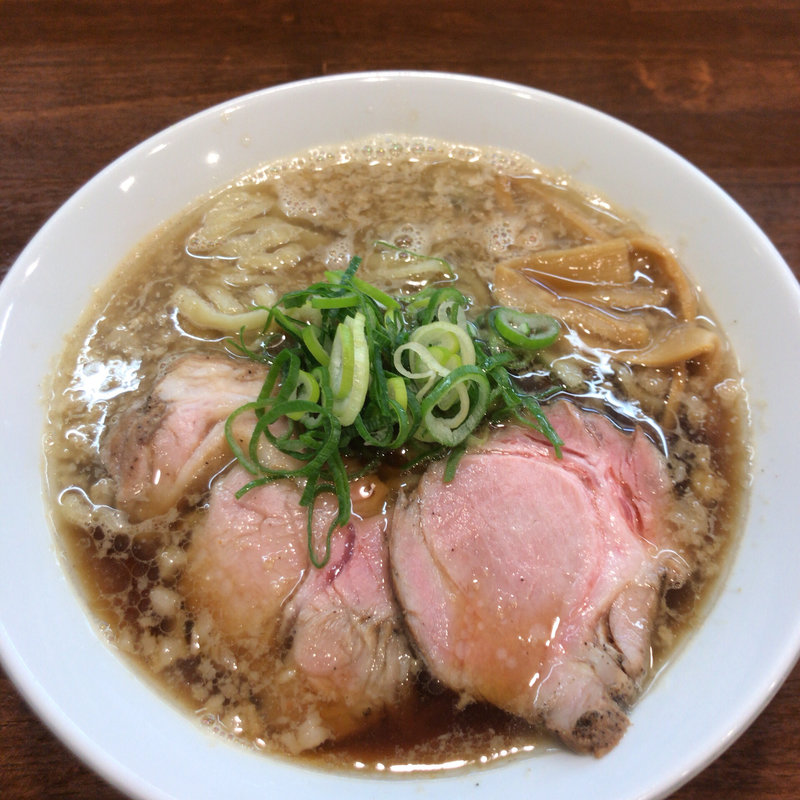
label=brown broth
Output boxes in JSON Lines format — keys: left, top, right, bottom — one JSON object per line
{"left": 44, "top": 137, "right": 750, "bottom": 773}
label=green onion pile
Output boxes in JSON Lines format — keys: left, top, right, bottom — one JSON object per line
{"left": 224, "top": 254, "right": 562, "bottom": 567}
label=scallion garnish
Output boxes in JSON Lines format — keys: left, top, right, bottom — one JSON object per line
{"left": 489, "top": 307, "right": 560, "bottom": 350}
{"left": 224, "top": 253, "right": 563, "bottom": 567}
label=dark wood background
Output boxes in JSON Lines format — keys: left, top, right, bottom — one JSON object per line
{"left": 2, "top": 1, "right": 798, "bottom": 798}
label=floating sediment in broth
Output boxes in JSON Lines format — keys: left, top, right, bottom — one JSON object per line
{"left": 44, "top": 137, "right": 750, "bottom": 771}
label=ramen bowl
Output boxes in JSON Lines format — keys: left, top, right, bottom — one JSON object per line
{"left": 1, "top": 72, "right": 799, "bottom": 800}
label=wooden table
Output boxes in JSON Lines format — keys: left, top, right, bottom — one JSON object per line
{"left": 2, "top": 2, "right": 798, "bottom": 797}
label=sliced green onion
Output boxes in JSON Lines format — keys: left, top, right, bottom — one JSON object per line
{"left": 387, "top": 375, "right": 408, "bottom": 410}
{"left": 301, "top": 325, "right": 330, "bottom": 366}
{"left": 311, "top": 293, "right": 360, "bottom": 309}
{"left": 418, "top": 365, "right": 490, "bottom": 446}
{"left": 225, "top": 253, "right": 563, "bottom": 568}
{"left": 394, "top": 341, "right": 450, "bottom": 381}
{"left": 285, "top": 370, "right": 320, "bottom": 420}
{"left": 410, "top": 320, "right": 475, "bottom": 366}
{"left": 490, "top": 308, "right": 560, "bottom": 350}
{"left": 331, "top": 312, "right": 370, "bottom": 426}
{"left": 329, "top": 321, "right": 355, "bottom": 401}
{"left": 327, "top": 269, "right": 403, "bottom": 311}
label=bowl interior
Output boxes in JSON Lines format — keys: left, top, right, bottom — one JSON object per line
{"left": 2, "top": 72, "right": 799, "bottom": 800}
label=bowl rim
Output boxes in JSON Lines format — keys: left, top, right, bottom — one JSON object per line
{"left": 2, "top": 69, "right": 800, "bottom": 800}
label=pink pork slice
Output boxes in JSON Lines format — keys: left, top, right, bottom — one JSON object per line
{"left": 271, "top": 502, "right": 416, "bottom": 752}
{"left": 102, "top": 353, "right": 266, "bottom": 520}
{"left": 104, "top": 353, "right": 415, "bottom": 750}
{"left": 183, "top": 464, "right": 416, "bottom": 752}
{"left": 389, "top": 400, "right": 686, "bottom": 755}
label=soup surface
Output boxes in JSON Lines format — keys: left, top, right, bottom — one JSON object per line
{"left": 44, "top": 137, "right": 749, "bottom": 773}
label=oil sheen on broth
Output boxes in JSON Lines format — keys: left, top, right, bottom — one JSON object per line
{"left": 44, "top": 137, "right": 749, "bottom": 772}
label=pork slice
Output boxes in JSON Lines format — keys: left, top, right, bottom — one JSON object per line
{"left": 182, "top": 465, "right": 310, "bottom": 644}
{"left": 183, "top": 465, "right": 416, "bottom": 752}
{"left": 269, "top": 511, "right": 417, "bottom": 752}
{"left": 389, "top": 400, "right": 685, "bottom": 756}
{"left": 102, "top": 354, "right": 266, "bottom": 520}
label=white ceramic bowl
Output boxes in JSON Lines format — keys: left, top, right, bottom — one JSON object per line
{"left": 2, "top": 71, "right": 799, "bottom": 800}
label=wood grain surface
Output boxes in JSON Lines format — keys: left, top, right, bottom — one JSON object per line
{"left": 1, "top": 1, "right": 798, "bottom": 798}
